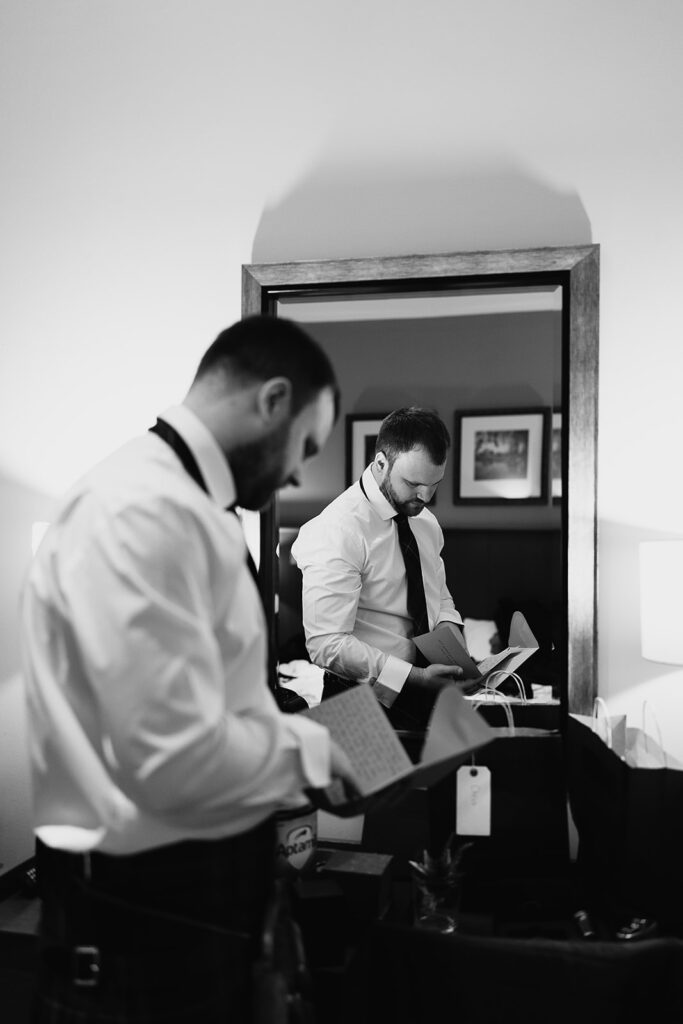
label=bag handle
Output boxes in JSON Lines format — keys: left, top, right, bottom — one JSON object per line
{"left": 473, "top": 682, "right": 516, "bottom": 735}
{"left": 473, "top": 697, "right": 514, "bottom": 734}
{"left": 484, "top": 669, "right": 527, "bottom": 704}
{"left": 641, "top": 700, "right": 667, "bottom": 767}
{"left": 592, "top": 696, "right": 613, "bottom": 749}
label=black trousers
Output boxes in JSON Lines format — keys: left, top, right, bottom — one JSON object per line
{"left": 33, "top": 817, "right": 276, "bottom": 1024}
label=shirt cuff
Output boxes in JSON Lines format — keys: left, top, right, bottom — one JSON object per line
{"left": 282, "top": 714, "right": 332, "bottom": 790}
{"left": 437, "top": 611, "right": 464, "bottom": 627}
{"left": 373, "top": 655, "right": 412, "bottom": 708}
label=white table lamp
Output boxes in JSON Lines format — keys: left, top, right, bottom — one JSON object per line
{"left": 640, "top": 540, "right": 683, "bottom": 665}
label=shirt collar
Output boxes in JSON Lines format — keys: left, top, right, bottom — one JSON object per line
{"left": 361, "top": 464, "right": 398, "bottom": 521}
{"left": 157, "top": 404, "right": 236, "bottom": 509}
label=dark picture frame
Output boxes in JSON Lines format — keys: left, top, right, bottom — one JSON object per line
{"left": 345, "top": 414, "right": 386, "bottom": 486}
{"left": 454, "top": 407, "right": 550, "bottom": 504}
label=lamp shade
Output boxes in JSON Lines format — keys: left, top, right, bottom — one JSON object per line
{"left": 640, "top": 541, "right": 683, "bottom": 665}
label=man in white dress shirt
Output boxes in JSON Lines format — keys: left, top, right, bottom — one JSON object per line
{"left": 292, "top": 407, "right": 466, "bottom": 731}
{"left": 21, "top": 315, "right": 357, "bottom": 1023}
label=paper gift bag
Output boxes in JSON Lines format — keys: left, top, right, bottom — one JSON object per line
{"left": 567, "top": 711, "right": 683, "bottom": 929}
{"left": 571, "top": 697, "right": 627, "bottom": 758}
{"left": 449, "top": 697, "right": 569, "bottom": 881}
{"left": 623, "top": 704, "right": 683, "bottom": 769}
{"left": 458, "top": 733, "right": 568, "bottom": 880}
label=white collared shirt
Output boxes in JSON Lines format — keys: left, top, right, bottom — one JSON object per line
{"left": 291, "top": 466, "right": 461, "bottom": 705}
{"left": 21, "top": 405, "right": 331, "bottom": 854}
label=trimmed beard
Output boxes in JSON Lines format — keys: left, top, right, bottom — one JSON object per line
{"left": 229, "top": 424, "right": 291, "bottom": 511}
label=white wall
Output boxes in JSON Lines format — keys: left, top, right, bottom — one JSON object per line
{"left": 2, "top": 0, "right": 683, "bottom": 868}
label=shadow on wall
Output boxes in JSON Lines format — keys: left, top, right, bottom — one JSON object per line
{"left": 251, "top": 158, "right": 593, "bottom": 262}
{"left": 0, "top": 470, "right": 56, "bottom": 682}
{"left": 0, "top": 671, "right": 33, "bottom": 876}
{"left": 0, "top": 471, "right": 54, "bottom": 875}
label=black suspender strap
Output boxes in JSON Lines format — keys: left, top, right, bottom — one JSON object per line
{"left": 149, "top": 418, "right": 301, "bottom": 707}
{"left": 149, "top": 419, "right": 208, "bottom": 495}
{"left": 149, "top": 419, "right": 261, "bottom": 589}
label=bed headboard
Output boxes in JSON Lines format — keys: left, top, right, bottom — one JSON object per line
{"left": 442, "top": 528, "right": 563, "bottom": 691}
{"left": 441, "top": 529, "right": 562, "bottom": 620}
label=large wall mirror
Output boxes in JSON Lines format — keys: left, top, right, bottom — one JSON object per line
{"left": 242, "top": 246, "right": 599, "bottom": 717}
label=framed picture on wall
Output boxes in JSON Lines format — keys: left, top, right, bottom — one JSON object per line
{"left": 551, "top": 410, "right": 562, "bottom": 504}
{"left": 345, "top": 414, "right": 386, "bottom": 486}
{"left": 454, "top": 407, "right": 550, "bottom": 504}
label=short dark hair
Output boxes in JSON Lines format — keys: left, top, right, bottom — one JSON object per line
{"left": 194, "top": 315, "right": 340, "bottom": 418}
{"left": 376, "top": 407, "right": 451, "bottom": 467}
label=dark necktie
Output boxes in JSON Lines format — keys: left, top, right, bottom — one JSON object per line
{"left": 394, "top": 513, "right": 429, "bottom": 637}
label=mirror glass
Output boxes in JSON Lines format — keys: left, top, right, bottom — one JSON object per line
{"left": 278, "top": 286, "right": 562, "bottom": 704}
{"left": 242, "top": 247, "right": 599, "bottom": 716}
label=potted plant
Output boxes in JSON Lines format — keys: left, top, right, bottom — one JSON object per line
{"left": 409, "top": 834, "right": 473, "bottom": 933}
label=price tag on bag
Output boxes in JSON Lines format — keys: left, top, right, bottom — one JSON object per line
{"left": 456, "top": 765, "right": 491, "bottom": 835}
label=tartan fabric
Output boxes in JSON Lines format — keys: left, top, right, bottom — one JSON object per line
{"left": 32, "top": 818, "right": 276, "bottom": 1023}
{"left": 394, "top": 513, "right": 429, "bottom": 637}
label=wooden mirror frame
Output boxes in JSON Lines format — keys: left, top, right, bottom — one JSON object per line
{"left": 242, "top": 245, "right": 599, "bottom": 716}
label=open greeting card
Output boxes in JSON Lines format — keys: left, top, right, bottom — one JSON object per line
{"left": 303, "top": 681, "right": 494, "bottom": 816}
{"left": 413, "top": 610, "right": 539, "bottom": 685}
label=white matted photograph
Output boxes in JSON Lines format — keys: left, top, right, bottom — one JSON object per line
{"left": 454, "top": 408, "right": 550, "bottom": 504}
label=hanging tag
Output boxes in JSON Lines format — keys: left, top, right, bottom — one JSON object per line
{"left": 456, "top": 765, "right": 491, "bottom": 836}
